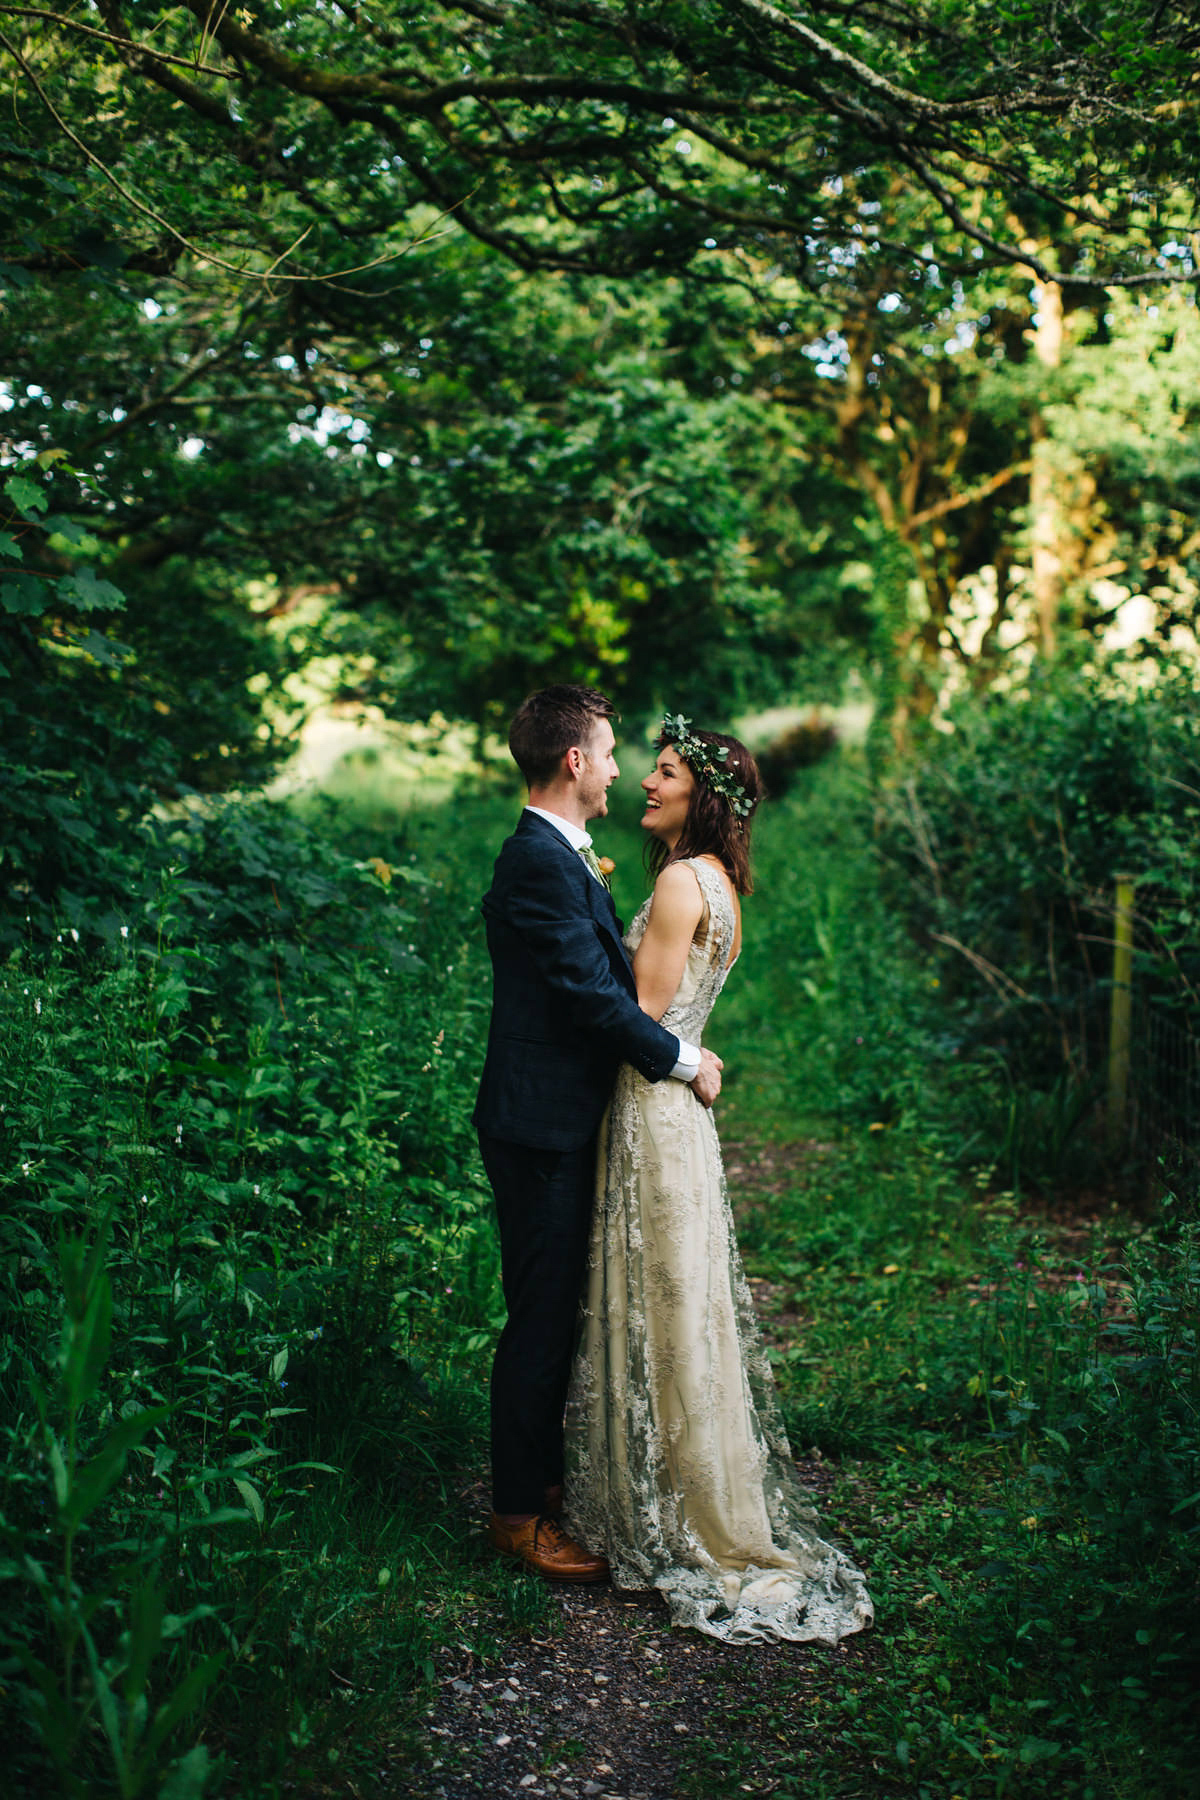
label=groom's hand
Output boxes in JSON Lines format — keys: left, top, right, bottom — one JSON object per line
{"left": 689, "top": 1048, "right": 724, "bottom": 1108}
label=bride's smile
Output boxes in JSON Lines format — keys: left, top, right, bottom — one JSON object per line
{"left": 640, "top": 750, "right": 695, "bottom": 847}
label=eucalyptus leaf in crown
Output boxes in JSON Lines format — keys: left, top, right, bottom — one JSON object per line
{"left": 658, "top": 713, "right": 753, "bottom": 817}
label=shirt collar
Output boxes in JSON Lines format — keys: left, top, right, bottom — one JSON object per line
{"left": 524, "top": 805, "right": 593, "bottom": 852}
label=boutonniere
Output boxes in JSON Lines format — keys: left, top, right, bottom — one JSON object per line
{"left": 597, "top": 857, "right": 616, "bottom": 879}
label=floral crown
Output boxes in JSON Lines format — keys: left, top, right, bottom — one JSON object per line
{"left": 657, "top": 712, "right": 753, "bottom": 817}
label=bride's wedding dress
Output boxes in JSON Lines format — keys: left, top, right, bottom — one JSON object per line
{"left": 565, "top": 859, "right": 873, "bottom": 1644}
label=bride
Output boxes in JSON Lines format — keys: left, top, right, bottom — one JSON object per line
{"left": 564, "top": 715, "right": 873, "bottom": 1645}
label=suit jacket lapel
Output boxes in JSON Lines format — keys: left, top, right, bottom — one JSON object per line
{"left": 515, "top": 810, "right": 627, "bottom": 949}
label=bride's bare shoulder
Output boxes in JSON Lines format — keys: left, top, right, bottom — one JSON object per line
{"left": 653, "top": 859, "right": 702, "bottom": 890}
{"left": 647, "top": 860, "right": 706, "bottom": 924}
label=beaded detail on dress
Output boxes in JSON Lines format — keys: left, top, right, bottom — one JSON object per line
{"left": 564, "top": 859, "right": 873, "bottom": 1644}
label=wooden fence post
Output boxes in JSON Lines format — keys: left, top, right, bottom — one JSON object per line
{"left": 1107, "top": 873, "right": 1136, "bottom": 1153}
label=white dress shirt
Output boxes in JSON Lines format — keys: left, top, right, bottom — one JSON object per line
{"left": 523, "top": 806, "right": 701, "bottom": 1082}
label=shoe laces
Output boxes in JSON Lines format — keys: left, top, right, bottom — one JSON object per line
{"left": 534, "top": 1514, "right": 571, "bottom": 1551}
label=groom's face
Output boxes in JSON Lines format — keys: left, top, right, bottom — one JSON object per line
{"left": 577, "top": 718, "right": 620, "bottom": 820}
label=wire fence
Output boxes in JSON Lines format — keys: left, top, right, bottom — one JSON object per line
{"left": 1015, "top": 879, "right": 1199, "bottom": 1187}
{"left": 1130, "top": 999, "right": 1200, "bottom": 1182}
{"left": 1089, "top": 874, "right": 1199, "bottom": 1184}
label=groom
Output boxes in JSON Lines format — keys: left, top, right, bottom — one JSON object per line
{"left": 474, "top": 684, "right": 723, "bottom": 1581}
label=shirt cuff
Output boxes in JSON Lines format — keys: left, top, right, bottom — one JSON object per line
{"left": 669, "top": 1038, "right": 701, "bottom": 1082}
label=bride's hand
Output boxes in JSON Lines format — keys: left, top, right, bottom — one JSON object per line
{"left": 689, "top": 1048, "right": 724, "bottom": 1108}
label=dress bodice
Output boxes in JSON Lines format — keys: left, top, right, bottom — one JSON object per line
{"left": 625, "top": 858, "right": 737, "bottom": 1044}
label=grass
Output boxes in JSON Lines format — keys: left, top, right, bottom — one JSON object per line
{"left": 286, "top": 753, "right": 1200, "bottom": 1798}
{"left": 663, "top": 763, "right": 1200, "bottom": 1799}
{"left": 683, "top": 1164, "right": 1199, "bottom": 1798}
{"left": 2, "top": 751, "right": 1196, "bottom": 1798}
{"left": 314, "top": 750, "right": 1199, "bottom": 1797}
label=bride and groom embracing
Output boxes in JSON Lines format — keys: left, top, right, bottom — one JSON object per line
{"left": 473, "top": 685, "right": 872, "bottom": 1645}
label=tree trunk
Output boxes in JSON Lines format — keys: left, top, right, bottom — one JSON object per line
{"left": 1029, "top": 275, "right": 1065, "bottom": 656}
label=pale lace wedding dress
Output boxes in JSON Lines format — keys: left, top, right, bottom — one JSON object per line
{"left": 565, "top": 859, "right": 873, "bottom": 1644}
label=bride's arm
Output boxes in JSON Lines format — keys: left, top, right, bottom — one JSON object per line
{"left": 631, "top": 863, "right": 704, "bottom": 1020}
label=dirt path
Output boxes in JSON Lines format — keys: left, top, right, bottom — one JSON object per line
{"left": 405, "top": 1485, "right": 874, "bottom": 1800}
{"left": 402, "top": 1142, "right": 878, "bottom": 1799}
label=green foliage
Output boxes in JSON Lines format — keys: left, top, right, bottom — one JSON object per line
{"left": 692, "top": 765, "right": 1200, "bottom": 1799}
{"left": 2, "top": 13, "right": 1197, "bottom": 1785}
{"left": 1, "top": 227, "right": 879, "bottom": 753}
{"left": 320, "top": 292, "right": 853, "bottom": 731}
{"left": 11, "top": 1212, "right": 222, "bottom": 1800}
{"left": 3, "top": 1, "right": 1193, "bottom": 286}
{"left": 1, "top": 452, "right": 123, "bottom": 626}
{"left": 816, "top": 1216, "right": 1200, "bottom": 1800}
{"left": 0, "top": 453, "right": 305, "bottom": 945}
{"left": 1, "top": 727, "right": 1196, "bottom": 1797}
{"left": 874, "top": 657, "right": 1200, "bottom": 1184}
{"left": 718, "top": 755, "right": 951, "bottom": 1141}
{"left": 5, "top": 5, "right": 1198, "bottom": 788}
{"left": 0, "top": 795, "right": 501, "bottom": 1793}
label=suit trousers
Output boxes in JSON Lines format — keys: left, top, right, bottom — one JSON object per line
{"left": 478, "top": 1129, "right": 597, "bottom": 1515}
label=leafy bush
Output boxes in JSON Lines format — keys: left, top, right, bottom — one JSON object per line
{"left": 754, "top": 712, "right": 840, "bottom": 797}
{"left": 875, "top": 659, "right": 1200, "bottom": 1186}
{"left": 715, "top": 753, "right": 956, "bottom": 1149}
{"left": 688, "top": 759, "right": 1199, "bottom": 1798}
{"left": 0, "top": 796, "right": 497, "bottom": 1794}
{"left": 4, "top": 703, "right": 1196, "bottom": 1798}
{"left": 897, "top": 1210, "right": 1200, "bottom": 1798}
{"left": 1, "top": 457, "right": 303, "bottom": 954}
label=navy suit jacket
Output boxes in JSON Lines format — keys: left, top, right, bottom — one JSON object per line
{"left": 472, "top": 810, "right": 681, "bottom": 1150}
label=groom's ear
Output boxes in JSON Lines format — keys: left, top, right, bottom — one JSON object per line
{"left": 564, "top": 745, "right": 585, "bottom": 778}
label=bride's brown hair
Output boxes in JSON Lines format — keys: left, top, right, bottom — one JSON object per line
{"left": 646, "top": 728, "right": 761, "bottom": 896}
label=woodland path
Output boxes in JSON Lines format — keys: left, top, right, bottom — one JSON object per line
{"left": 404, "top": 1460, "right": 876, "bottom": 1800}
{"left": 397, "top": 1138, "right": 1129, "bottom": 1800}
{"left": 403, "top": 1141, "right": 881, "bottom": 1800}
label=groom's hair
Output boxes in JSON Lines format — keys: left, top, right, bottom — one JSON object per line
{"left": 509, "top": 685, "right": 616, "bottom": 787}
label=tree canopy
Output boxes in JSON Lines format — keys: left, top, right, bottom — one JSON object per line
{"left": 3, "top": 1, "right": 1198, "bottom": 294}
{"left": 2, "top": 3, "right": 1199, "bottom": 887}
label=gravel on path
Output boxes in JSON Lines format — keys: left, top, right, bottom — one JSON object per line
{"left": 403, "top": 1455, "right": 875, "bottom": 1800}
{"left": 399, "top": 1140, "right": 878, "bottom": 1799}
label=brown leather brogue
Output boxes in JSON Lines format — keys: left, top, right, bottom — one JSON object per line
{"left": 488, "top": 1513, "right": 609, "bottom": 1583}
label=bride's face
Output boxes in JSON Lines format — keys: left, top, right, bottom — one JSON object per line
{"left": 640, "top": 747, "right": 696, "bottom": 848}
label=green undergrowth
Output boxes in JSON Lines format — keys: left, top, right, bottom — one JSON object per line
{"left": 0, "top": 795, "right": 522, "bottom": 1796}
{"left": 697, "top": 1122, "right": 1199, "bottom": 1799}
{"left": 313, "top": 752, "right": 1200, "bottom": 1798}
{"left": 2, "top": 753, "right": 1196, "bottom": 1798}
{"left": 679, "top": 762, "right": 1200, "bottom": 1800}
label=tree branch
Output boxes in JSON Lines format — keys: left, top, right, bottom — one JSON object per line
{"left": 0, "top": 4, "right": 233, "bottom": 76}
{"left": 906, "top": 459, "right": 1033, "bottom": 531}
